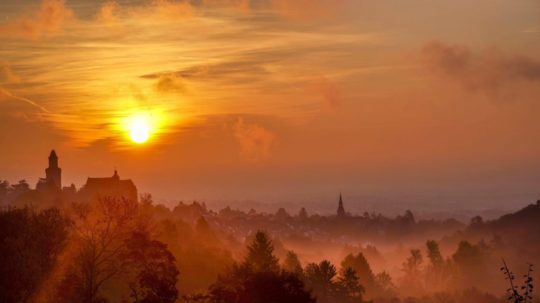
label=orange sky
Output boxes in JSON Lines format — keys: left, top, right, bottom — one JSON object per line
{"left": 1, "top": 0, "right": 540, "bottom": 213}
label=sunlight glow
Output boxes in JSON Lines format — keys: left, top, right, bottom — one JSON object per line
{"left": 126, "top": 113, "right": 153, "bottom": 144}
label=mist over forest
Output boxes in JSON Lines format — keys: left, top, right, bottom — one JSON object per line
{"left": 1, "top": 179, "right": 538, "bottom": 303}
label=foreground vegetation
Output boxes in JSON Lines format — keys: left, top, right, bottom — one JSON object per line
{"left": 0, "top": 197, "right": 537, "bottom": 303}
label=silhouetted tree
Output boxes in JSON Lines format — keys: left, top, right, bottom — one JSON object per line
{"left": 0, "top": 207, "right": 70, "bottom": 303}
{"left": 500, "top": 261, "right": 534, "bottom": 303}
{"left": 244, "top": 231, "right": 279, "bottom": 272}
{"left": 341, "top": 253, "right": 376, "bottom": 295}
{"left": 305, "top": 260, "right": 338, "bottom": 303}
{"left": 425, "top": 240, "right": 447, "bottom": 291}
{"left": 452, "top": 240, "right": 488, "bottom": 288}
{"left": 0, "top": 180, "right": 9, "bottom": 204}
{"left": 374, "top": 271, "right": 396, "bottom": 298}
{"left": 283, "top": 250, "right": 303, "bottom": 277}
{"left": 123, "top": 231, "right": 179, "bottom": 303}
{"left": 337, "top": 267, "right": 365, "bottom": 303}
{"left": 195, "top": 216, "right": 218, "bottom": 243}
{"left": 469, "top": 215, "right": 484, "bottom": 227}
{"left": 209, "top": 266, "right": 315, "bottom": 303}
{"left": 275, "top": 208, "right": 290, "bottom": 219}
{"left": 400, "top": 249, "right": 424, "bottom": 295}
{"left": 426, "top": 240, "right": 443, "bottom": 268}
{"left": 208, "top": 235, "right": 315, "bottom": 303}
{"left": 403, "top": 249, "right": 423, "bottom": 277}
{"left": 59, "top": 197, "right": 139, "bottom": 303}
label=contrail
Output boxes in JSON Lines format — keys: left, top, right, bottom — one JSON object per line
{"left": 0, "top": 87, "right": 50, "bottom": 113}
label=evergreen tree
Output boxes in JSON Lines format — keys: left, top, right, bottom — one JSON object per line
{"left": 337, "top": 267, "right": 365, "bottom": 303}
{"left": 341, "top": 253, "right": 376, "bottom": 295}
{"left": 305, "top": 260, "right": 337, "bottom": 303}
{"left": 244, "top": 231, "right": 279, "bottom": 272}
{"left": 283, "top": 251, "right": 303, "bottom": 276}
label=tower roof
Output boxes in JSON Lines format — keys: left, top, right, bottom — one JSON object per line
{"left": 337, "top": 192, "right": 346, "bottom": 217}
{"left": 49, "top": 150, "right": 58, "bottom": 158}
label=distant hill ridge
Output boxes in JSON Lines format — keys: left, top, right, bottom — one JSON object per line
{"left": 488, "top": 200, "right": 540, "bottom": 230}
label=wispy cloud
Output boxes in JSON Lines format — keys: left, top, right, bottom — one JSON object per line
{"left": 233, "top": 117, "right": 276, "bottom": 161}
{"left": 0, "top": 0, "right": 74, "bottom": 39}
{"left": 0, "top": 87, "right": 49, "bottom": 113}
{"left": 0, "top": 62, "right": 21, "bottom": 84}
{"left": 422, "top": 40, "right": 540, "bottom": 94}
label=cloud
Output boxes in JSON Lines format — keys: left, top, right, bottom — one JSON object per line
{"left": 0, "top": 87, "right": 49, "bottom": 113}
{"left": 154, "top": 74, "right": 189, "bottom": 94}
{"left": 310, "top": 77, "right": 342, "bottom": 108}
{"left": 422, "top": 40, "right": 540, "bottom": 94}
{"left": 268, "top": 0, "right": 348, "bottom": 20}
{"left": 142, "top": 59, "right": 269, "bottom": 82}
{"left": 0, "top": 63, "right": 21, "bottom": 84}
{"left": 0, "top": 0, "right": 74, "bottom": 39}
{"left": 97, "top": 1, "right": 120, "bottom": 24}
{"left": 233, "top": 118, "right": 276, "bottom": 161}
{"left": 0, "top": 87, "right": 49, "bottom": 123}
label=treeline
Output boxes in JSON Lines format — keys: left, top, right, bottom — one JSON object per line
{"left": 0, "top": 197, "right": 522, "bottom": 303}
{"left": 1, "top": 198, "right": 179, "bottom": 303}
{"left": 0, "top": 179, "right": 31, "bottom": 204}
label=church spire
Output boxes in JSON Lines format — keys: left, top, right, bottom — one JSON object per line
{"left": 337, "top": 193, "right": 346, "bottom": 217}
{"left": 48, "top": 150, "right": 58, "bottom": 168}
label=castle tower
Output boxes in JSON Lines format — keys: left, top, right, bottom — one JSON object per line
{"left": 337, "top": 193, "right": 346, "bottom": 217}
{"left": 45, "top": 150, "right": 62, "bottom": 189}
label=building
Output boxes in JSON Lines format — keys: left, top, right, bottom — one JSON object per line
{"left": 36, "top": 150, "right": 62, "bottom": 191}
{"left": 337, "top": 193, "right": 346, "bottom": 217}
{"left": 79, "top": 170, "right": 138, "bottom": 202}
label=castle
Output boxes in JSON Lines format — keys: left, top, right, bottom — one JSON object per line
{"left": 36, "top": 150, "right": 138, "bottom": 202}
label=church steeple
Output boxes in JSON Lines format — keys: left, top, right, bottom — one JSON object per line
{"left": 337, "top": 193, "right": 346, "bottom": 217}
{"left": 45, "top": 150, "right": 62, "bottom": 189}
{"left": 48, "top": 150, "right": 58, "bottom": 168}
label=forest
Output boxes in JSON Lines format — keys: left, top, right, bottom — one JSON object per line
{"left": 1, "top": 193, "right": 538, "bottom": 303}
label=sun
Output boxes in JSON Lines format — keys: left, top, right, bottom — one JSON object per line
{"left": 120, "top": 109, "right": 168, "bottom": 145}
{"left": 127, "top": 113, "right": 152, "bottom": 144}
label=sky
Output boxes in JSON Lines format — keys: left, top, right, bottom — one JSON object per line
{"left": 1, "top": 0, "right": 540, "bottom": 215}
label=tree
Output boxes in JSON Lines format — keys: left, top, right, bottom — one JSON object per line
{"left": 209, "top": 235, "right": 315, "bottom": 303}
{"left": 275, "top": 208, "right": 290, "bottom": 219}
{"left": 195, "top": 216, "right": 218, "bottom": 244}
{"left": 374, "top": 271, "right": 396, "bottom": 298}
{"left": 209, "top": 266, "right": 316, "bottom": 303}
{"left": 425, "top": 240, "right": 447, "bottom": 291}
{"left": 123, "top": 231, "right": 179, "bottom": 303}
{"left": 451, "top": 240, "right": 488, "bottom": 288}
{"left": 59, "top": 197, "right": 139, "bottom": 303}
{"left": 244, "top": 231, "right": 279, "bottom": 272}
{"left": 341, "top": 253, "right": 376, "bottom": 295}
{"left": 0, "top": 207, "right": 70, "bottom": 303}
{"left": 283, "top": 251, "right": 303, "bottom": 277}
{"left": 337, "top": 267, "right": 365, "bottom": 303}
{"left": 400, "top": 249, "right": 424, "bottom": 295}
{"left": 403, "top": 249, "right": 423, "bottom": 277}
{"left": 426, "top": 240, "right": 443, "bottom": 268}
{"left": 0, "top": 180, "right": 9, "bottom": 203}
{"left": 305, "top": 260, "right": 338, "bottom": 303}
